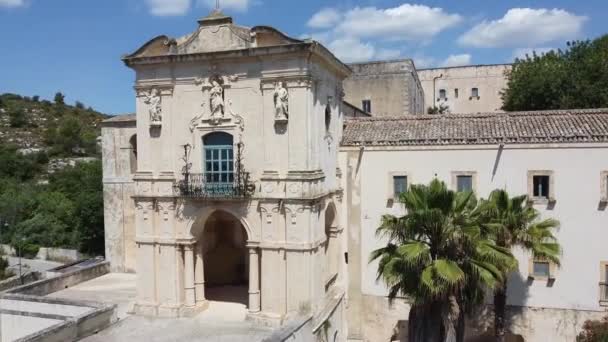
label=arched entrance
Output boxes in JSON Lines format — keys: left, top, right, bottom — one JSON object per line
{"left": 200, "top": 210, "right": 249, "bottom": 305}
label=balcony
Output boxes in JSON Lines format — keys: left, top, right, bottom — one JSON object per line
{"left": 601, "top": 282, "right": 608, "bottom": 305}
{"left": 173, "top": 172, "right": 255, "bottom": 199}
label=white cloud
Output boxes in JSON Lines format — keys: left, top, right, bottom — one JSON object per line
{"left": 305, "top": 4, "right": 462, "bottom": 64}
{"left": 412, "top": 55, "right": 436, "bottom": 69}
{"left": 146, "top": 0, "right": 191, "bottom": 16}
{"left": 459, "top": 8, "right": 587, "bottom": 48}
{"left": 307, "top": 8, "right": 341, "bottom": 29}
{"left": 375, "top": 48, "right": 402, "bottom": 60}
{"left": 334, "top": 4, "right": 462, "bottom": 41}
{"left": 0, "top": 0, "right": 26, "bottom": 8}
{"left": 441, "top": 54, "right": 472, "bottom": 67}
{"left": 199, "top": 0, "right": 252, "bottom": 12}
{"left": 327, "top": 38, "right": 376, "bottom": 63}
{"left": 512, "top": 47, "right": 555, "bottom": 60}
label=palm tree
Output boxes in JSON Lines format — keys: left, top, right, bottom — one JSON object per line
{"left": 477, "top": 189, "right": 561, "bottom": 342}
{"left": 371, "top": 180, "right": 515, "bottom": 342}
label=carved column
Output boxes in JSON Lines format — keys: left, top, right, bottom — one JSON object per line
{"left": 184, "top": 244, "right": 196, "bottom": 307}
{"left": 194, "top": 241, "right": 205, "bottom": 303}
{"left": 248, "top": 245, "right": 261, "bottom": 313}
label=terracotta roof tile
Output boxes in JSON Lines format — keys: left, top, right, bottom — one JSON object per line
{"left": 341, "top": 108, "right": 608, "bottom": 146}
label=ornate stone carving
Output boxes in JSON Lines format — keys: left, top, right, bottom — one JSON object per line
{"left": 273, "top": 81, "right": 289, "bottom": 122}
{"left": 142, "top": 88, "right": 162, "bottom": 127}
{"left": 209, "top": 76, "right": 225, "bottom": 119}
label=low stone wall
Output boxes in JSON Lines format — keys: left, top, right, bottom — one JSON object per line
{"left": 36, "top": 248, "right": 84, "bottom": 263}
{"left": 0, "top": 293, "right": 116, "bottom": 342}
{"left": 7, "top": 261, "right": 110, "bottom": 296}
{"left": 263, "top": 315, "right": 314, "bottom": 342}
{"left": 357, "top": 294, "right": 608, "bottom": 342}
{"left": 0, "top": 272, "right": 43, "bottom": 292}
{"left": 263, "top": 289, "right": 345, "bottom": 342}
{"left": 1, "top": 243, "right": 16, "bottom": 255}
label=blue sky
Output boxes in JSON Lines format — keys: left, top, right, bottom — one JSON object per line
{"left": 0, "top": 0, "right": 606, "bottom": 115}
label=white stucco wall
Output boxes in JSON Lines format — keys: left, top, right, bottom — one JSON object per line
{"left": 342, "top": 143, "right": 608, "bottom": 340}
{"left": 418, "top": 64, "right": 511, "bottom": 113}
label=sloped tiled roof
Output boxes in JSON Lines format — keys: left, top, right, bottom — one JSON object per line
{"left": 341, "top": 108, "right": 608, "bottom": 146}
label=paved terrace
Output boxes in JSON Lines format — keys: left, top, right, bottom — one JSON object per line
{"left": 48, "top": 273, "right": 273, "bottom": 341}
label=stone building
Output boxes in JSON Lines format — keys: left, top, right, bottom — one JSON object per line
{"left": 343, "top": 59, "right": 425, "bottom": 117}
{"left": 102, "top": 10, "right": 608, "bottom": 342}
{"left": 341, "top": 109, "right": 608, "bottom": 341}
{"left": 418, "top": 64, "right": 512, "bottom": 113}
{"left": 103, "top": 11, "right": 347, "bottom": 337}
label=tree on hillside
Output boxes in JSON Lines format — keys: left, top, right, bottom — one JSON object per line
{"left": 49, "top": 160, "right": 104, "bottom": 255}
{"left": 477, "top": 190, "right": 561, "bottom": 342}
{"left": 371, "top": 180, "right": 514, "bottom": 342}
{"left": 54, "top": 92, "right": 65, "bottom": 105}
{"left": 502, "top": 35, "right": 608, "bottom": 111}
{"left": 8, "top": 108, "right": 27, "bottom": 128}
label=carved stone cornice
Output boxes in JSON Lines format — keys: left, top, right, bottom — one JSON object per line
{"left": 260, "top": 75, "right": 313, "bottom": 90}
{"left": 134, "top": 83, "right": 174, "bottom": 97}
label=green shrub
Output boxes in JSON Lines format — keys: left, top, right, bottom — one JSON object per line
{"left": 12, "top": 240, "right": 40, "bottom": 259}
{"left": 577, "top": 316, "right": 608, "bottom": 342}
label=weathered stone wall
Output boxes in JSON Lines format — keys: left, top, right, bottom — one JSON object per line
{"left": 344, "top": 59, "right": 425, "bottom": 117}
{"left": 101, "top": 119, "right": 137, "bottom": 273}
{"left": 0, "top": 272, "right": 42, "bottom": 292}
{"left": 7, "top": 261, "right": 110, "bottom": 296}
{"left": 418, "top": 64, "right": 511, "bottom": 114}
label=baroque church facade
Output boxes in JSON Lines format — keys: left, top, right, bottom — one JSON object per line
{"left": 102, "top": 11, "right": 608, "bottom": 342}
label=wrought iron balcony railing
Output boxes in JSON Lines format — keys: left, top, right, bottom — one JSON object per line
{"left": 173, "top": 172, "right": 255, "bottom": 199}
{"left": 601, "top": 282, "right": 608, "bottom": 303}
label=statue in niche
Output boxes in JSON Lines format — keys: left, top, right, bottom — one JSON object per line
{"left": 143, "top": 88, "right": 162, "bottom": 126}
{"left": 273, "top": 81, "right": 289, "bottom": 121}
{"left": 209, "top": 77, "right": 225, "bottom": 119}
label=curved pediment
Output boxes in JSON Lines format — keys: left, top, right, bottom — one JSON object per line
{"left": 124, "top": 10, "right": 305, "bottom": 62}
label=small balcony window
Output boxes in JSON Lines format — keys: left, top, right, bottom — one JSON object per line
{"left": 533, "top": 175, "right": 550, "bottom": 198}
{"left": 452, "top": 171, "right": 476, "bottom": 193}
{"left": 471, "top": 87, "right": 479, "bottom": 98}
{"left": 454, "top": 88, "right": 459, "bottom": 98}
{"left": 528, "top": 171, "right": 554, "bottom": 204}
{"left": 438, "top": 89, "right": 447, "bottom": 101}
{"left": 456, "top": 175, "right": 473, "bottom": 192}
{"left": 533, "top": 261, "right": 550, "bottom": 277}
{"left": 393, "top": 175, "right": 408, "bottom": 199}
{"left": 362, "top": 100, "right": 372, "bottom": 113}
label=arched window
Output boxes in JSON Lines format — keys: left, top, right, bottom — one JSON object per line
{"left": 203, "top": 132, "right": 234, "bottom": 193}
{"left": 129, "top": 134, "right": 137, "bottom": 174}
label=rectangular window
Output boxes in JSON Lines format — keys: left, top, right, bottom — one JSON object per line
{"left": 456, "top": 175, "right": 473, "bottom": 192}
{"left": 471, "top": 88, "right": 479, "bottom": 98}
{"left": 439, "top": 89, "right": 447, "bottom": 100}
{"left": 393, "top": 176, "right": 407, "bottom": 198}
{"left": 533, "top": 175, "right": 550, "bottom": 198}
{"left": 454, "top": 88, "right": 459, "bottom": 98}
{"left": 362, "top": 100, "right": 372, "bottom": 113}
{"left": 533, "top": 261, "right": 550, "bottom": 278}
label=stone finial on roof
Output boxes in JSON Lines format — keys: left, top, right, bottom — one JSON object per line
{"left": 198, "top": 9, "right": 233, "bottom": 26}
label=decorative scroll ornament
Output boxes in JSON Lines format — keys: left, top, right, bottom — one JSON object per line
{"left": 143, "top": 88, "right": 162, "bottom": 127}
{"left": 273, "top": 81, "right": 289, "bottom": 122}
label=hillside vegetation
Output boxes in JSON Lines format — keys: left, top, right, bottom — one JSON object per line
{"left": 0, "top": 92, "right": 109, "bottom": 257}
